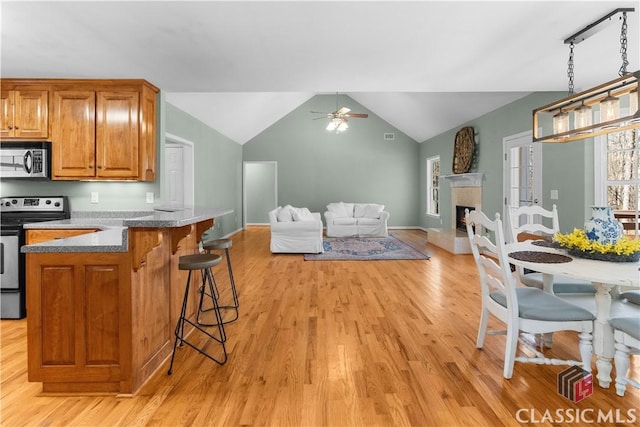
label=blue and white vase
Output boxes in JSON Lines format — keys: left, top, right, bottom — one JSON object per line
{"left": 583, "top": 206, "right": 624, "bottom": 245}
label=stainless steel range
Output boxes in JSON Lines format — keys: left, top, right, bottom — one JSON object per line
{"left": 0, "top": 196, "right": 70, "bottom": 319}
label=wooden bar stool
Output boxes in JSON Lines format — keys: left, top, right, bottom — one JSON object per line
{"left": 168, "top": 253, "right": 227, "bottom": 375}
{"left": 199, "top": 238, "right": 239, "bottom": 325}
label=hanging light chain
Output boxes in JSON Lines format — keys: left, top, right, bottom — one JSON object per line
{"left": 567, "top": 41, "right": 575, "bottom": 95}
{"left": 619, "top": 11, "right": 629, "bottom": 76}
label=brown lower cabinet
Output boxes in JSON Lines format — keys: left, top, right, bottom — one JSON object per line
{"left": 25, "top": 221, "right": 209, "bottom": 395}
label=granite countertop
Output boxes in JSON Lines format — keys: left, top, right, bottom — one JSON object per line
{"left": 21, "top": 206, "right": 234, "bottom": 253}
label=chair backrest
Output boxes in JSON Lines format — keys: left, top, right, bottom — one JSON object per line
{"left": 508, "top": 204, "right": 559, "bottom": 243}
{"left": 465, "top": 209, "right": 518, "bottom": 314}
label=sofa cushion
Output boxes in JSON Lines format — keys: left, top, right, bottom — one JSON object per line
{"left": 333, "top": 217, "right": 357, "bottom": 225}
{"left": 291, "top": 207, "right": 315, "bottom": 221}
{"left": 354, "top": 203, "right": 385, "bottom": 219}
{"left": 357, "top": 217, "right": 381, "bottom": 225}
{"left": 327, "top": 202, "right": 349, "bottom": 218}
{"left": 277, "top": 205, "right": 294, "bottom": 222}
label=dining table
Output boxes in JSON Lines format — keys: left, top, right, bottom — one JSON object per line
{"left": 506, "top": 240, "right": 640, "bottom": 389}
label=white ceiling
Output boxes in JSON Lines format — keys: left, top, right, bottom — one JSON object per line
{"left": 2, "top": 1, "right": 639, "bottom": 144}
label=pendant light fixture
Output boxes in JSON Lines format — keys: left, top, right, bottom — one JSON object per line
{"left": 533, "top": 8, "right": 639, "bottom": 143}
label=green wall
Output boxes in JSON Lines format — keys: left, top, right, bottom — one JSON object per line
{"left": 1, "top": 91, "right": 599, "bottom": 237}
{"left": 419, "top": 92, "right": 594, "bottom": 233}
{"left": 242, "top": 94, "right": 421, "bottom": 227}
{"left": 164, "top": 102, "right": 243, "bottom": 239}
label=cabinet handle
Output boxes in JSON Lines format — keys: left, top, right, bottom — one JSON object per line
{"left": 97, "top": 165, "right": 102, "bottom": 169}
{"left": 14, "top": 125, "right": 19, "bottom": 129}
{"left": 7, "top": 125, "right": 12, "bottom": 130}
{"left": 88, "top": 165, "right": 94, "bottom": 169}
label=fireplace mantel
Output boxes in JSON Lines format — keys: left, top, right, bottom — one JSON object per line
{"left": 441, "top": 173, "right": 483, "bottom": 187}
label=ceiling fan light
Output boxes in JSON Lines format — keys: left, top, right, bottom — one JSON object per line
{"left": 600, "top": 92, "right": 620, "bottom": 122}
{"left": 326, "top": 120, "right": 337, "bottom": 131}
{"left": 552, "top": 110, "right": 569, "bottom": 134}
{"left": 337, "top": 120, "right": 348, "bottom": 132}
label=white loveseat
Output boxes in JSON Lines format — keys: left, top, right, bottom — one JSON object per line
{"left": 324, "top": 202, "right": 390, "bottom": 237}
{"left": 268, "top": 205, "right": 324, "bottom": 253}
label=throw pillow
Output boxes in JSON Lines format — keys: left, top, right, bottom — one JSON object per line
{"left": 342, "top": 203, "right": 355, "bottom": 217}
{"left": 277, "top": 204, "right": 294, "bottom": 222}
{"left": 291, "top": 207, "right": 315, "bottom": 221}
{"left": 363, "top": 204, "right": 384, "bottom": 219}
{"left": 327, "top": 202, "right": 348, "bottom": 218}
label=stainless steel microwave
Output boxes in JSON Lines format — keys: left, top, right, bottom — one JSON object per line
{"left": 0, "top": 141, "right": 51, "bottom": 179}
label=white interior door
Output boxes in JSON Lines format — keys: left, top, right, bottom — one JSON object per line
{"left": 503, "top": 130, "right": 542, "bottom": 222}
{"left": 166, "top": 145, "right": 184, "bottom": 206}
{"left": 164, "top": 133, "right": 194, "bottom": 207}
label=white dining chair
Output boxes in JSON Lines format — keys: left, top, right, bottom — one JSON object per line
{"left": 611, "top": 317, "right": 640, "bottom": 396}
{"left": 465, "top": 209, "right": 595, "bottom": 379}
{"left": 507, "top": 204, "right": 596, "bottom": 295}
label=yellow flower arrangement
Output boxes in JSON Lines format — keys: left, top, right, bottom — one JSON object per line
{"left": 554, "top": 228, "right": 640, "bottom": 257}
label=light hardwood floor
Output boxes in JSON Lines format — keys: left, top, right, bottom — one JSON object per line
{"left": 1, "top": 227, "right": 638, "bottom": 426}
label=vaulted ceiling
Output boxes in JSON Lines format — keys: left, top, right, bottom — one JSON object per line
{"left": 2, "top": 1, "right": 638, "bottom": 144}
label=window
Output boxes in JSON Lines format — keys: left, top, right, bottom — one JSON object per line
{"left": 426, "top": 156, "right": 440, "bottom": 216}
{"left": 595, "top": 129, "right": 639, "bottom": 211}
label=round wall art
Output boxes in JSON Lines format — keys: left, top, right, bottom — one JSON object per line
{"left": 453, "top": 126, "right": 475, "bottom": 174}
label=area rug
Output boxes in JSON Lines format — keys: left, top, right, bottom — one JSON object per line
{"left": 304, "top": 235, "right": 430, "bottom": 261}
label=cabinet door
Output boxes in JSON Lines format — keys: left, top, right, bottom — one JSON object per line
{"left": 14, "top": 90, "right": 48, "bottom": 138}
{"left": 26, "top": 252, "right": 126, "bottom": 390}
{"left": 51, "top": 91, "right": 96, "bottom": 179}
{"left": 0, "top": 91, "right": 14, "bottom": 138}
{"left": 96, "top": 91, "right": 139, "bottom": 178}
{"left": 139, "top": 85, "right": 157, "bottom": 181}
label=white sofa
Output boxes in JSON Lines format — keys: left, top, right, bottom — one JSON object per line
{"left": 268, "top": 205, "right": 324, "bottom": 253}
{"left": 324, "top": 202, "right": 390, "bottom": 237}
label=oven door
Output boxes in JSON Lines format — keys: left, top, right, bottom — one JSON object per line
{"left": 0, "top": 228, "right": 20, "bottom": 290}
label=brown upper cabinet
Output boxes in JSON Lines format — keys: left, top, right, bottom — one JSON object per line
{"left": 0, "top": 79, "right": 158, "bottom": 182}
{"left": 0, "top": 87, "right": 49, "bottom": 139}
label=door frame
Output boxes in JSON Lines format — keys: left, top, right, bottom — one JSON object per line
{"left": 164, "top": 132, "right": 195, "bottom": 207}
{"left": 242, "top": 161, "right": 278, "bottom": 227}
{"left": 502, "top": 130, "right": 542, "bottom": 222}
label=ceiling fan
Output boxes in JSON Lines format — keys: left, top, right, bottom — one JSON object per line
{"left": 311, "top": 93, "right": 368, "bottom": 133}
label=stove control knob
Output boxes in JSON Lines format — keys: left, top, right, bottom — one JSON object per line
{"left": 54, "top": 202, "right": 60, "bottom": 207}
{"left": 11, "top": 199, "right": 17, "bottom": 204}
{"left": 45, "top": 199, "right": 51, "bottom": 204}
{"left": 4, "top": 202, "right": 9, "bottom": 207}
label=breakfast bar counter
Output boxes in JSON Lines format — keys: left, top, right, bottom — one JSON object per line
{"left": 22, "top": 207, "right": 233, "bottom": 396}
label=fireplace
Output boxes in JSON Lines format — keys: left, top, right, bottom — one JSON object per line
{"left": 455, "top": 205, "right": 475, "bottom": 231}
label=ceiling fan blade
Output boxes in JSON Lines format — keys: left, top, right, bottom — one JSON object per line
{"left": 345, "top": 113, "right": 368, "bottom": 118}
{"left": 336, "top": 107, "right": 351, "bottom": 115}
{"left": 310, "top": 111, "right": 330, "bottom": 114}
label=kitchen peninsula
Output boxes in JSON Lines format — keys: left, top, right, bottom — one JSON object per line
{"left": 21, "top": 207, "right": 232, "bottom": 396}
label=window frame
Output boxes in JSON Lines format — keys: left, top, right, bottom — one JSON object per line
{"left": 426, "top": 155, "right": 440, "bottom": 217}
{"left": 594, "top": 128, "right": 640, "bottom": 211}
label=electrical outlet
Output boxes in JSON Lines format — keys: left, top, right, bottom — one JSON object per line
{"left": 550, "top": 189, "right": 559, "bottom": 200}
{"left": 146, "top": 192, "right": 154, "bottom": 204}
{"left": 91, "top": 192, "right": 99, "bottom": 204}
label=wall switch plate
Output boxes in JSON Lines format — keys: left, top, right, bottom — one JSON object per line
{"left": 146, "top": 192, "right": 154, "bottom": 204}
{"left": 550, "top": 189, "right": 559, "bottom": 200}
{"left": 91, "top": 192, "right": 99, "bottom": 203}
